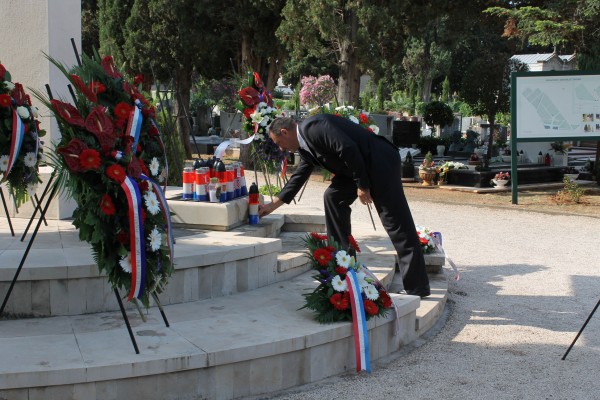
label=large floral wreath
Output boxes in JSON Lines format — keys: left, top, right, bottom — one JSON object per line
{"left": 0, "top": 63, "right": 45, "bottom": 206}
{"left": 302, "top": 232, "right": 393, "bottom": 323}
{"left": 34, "top": 52, "right": 173, "bottom": 306}
{"left": 310, "top": 104, "right": 380, "bottom": 134}
{"left": 238, "top": 72, "right": 287, "bottom": 172}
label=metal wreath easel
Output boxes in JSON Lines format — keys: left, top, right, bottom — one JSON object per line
{"left": 0, "top": 41, "right": 170, "bottom": 354}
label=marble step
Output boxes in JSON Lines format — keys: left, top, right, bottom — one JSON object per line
{"left": 0, "top": 267, "right": 438, "bottom": 400}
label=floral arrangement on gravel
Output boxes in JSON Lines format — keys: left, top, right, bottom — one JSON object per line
{"left": 0, "top": 62, "right": 45, "bottom": 206}
{"left": 301, "top": 232, "right": 393, "bottom": 323}
{"left": 238, "top": 71, "right": 287, "bottom": 171}
{"left": 33, "top": 51, "right": 173, "bottom": 306}
{"left": 416, "top": 225, "right": 437, "bottom": 254}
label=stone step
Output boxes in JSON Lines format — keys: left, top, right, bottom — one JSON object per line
{"left": 0, "top": 268, "right": 439, "bottom": 400}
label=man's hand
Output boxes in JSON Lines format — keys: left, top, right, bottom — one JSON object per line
{"left": 258, "top": 197, "right": 284, "bottom": 217}
{"left": 357, "top": 187, "right": 372, "bottom": 205}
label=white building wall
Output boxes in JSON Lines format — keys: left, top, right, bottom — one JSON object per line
{"left": 0, "top": 0, "right": 80, "bottom": 219}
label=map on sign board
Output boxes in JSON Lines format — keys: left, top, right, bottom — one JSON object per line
{"left": 515, "top": 72, "right": 600, "bottom": 140}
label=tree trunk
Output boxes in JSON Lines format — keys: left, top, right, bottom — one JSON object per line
{"left": 241, "top": 32, "right": 254, "bottom": 72}
{"left": 486, "top": 115, "right": 495, "bottom": 161}
{"left": 337, "top": 9, "right": 359, "bottom": 105}
{"left": 174, "top": 67, "right": 193, "bottom": 159}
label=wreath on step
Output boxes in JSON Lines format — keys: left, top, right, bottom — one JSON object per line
{"left": 0, "top": 62, "right": 45, "bottom": 206}
{"left": 33, "top": 51, "right": 173, "bottom": 306}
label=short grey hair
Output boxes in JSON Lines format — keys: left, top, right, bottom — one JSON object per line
{"left": 269, "top": 117, "right": 296, "bottom": 136}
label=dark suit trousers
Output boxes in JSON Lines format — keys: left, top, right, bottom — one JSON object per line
{"left": 323, "top": 153, "right": 429, "bottom": 292}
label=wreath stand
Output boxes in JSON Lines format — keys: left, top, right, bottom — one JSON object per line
{"left": 0, "top": 78, "right": 170, "bottom": 354}
{"left": 0, "top": 187, "right": 15, "bottom": 236}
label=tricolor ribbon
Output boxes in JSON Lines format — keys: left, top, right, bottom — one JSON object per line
{"left": 121, "top": 176, "right": 146, "bottom": 300}
{"left": 213, "top": 134, "right": 256, "bottom": 159}
{"left": 345, "top": 269, "right": 371, "bottom": 373}
{"left": 127, "top": 99, "right": 143, "bottom": 151}
{"left": 358, "top": 264, "right": 402, "bottom": 336}
{"left": 433, "top": 232, "right": 459, "bottom": 281}
{"left": 140, "top": 173, "right": 175, "bottom": 266}
{"left": 4, "top": 109, "right": 25, "bottom": 179}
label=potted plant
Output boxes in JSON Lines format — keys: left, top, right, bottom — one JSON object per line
{"left": 550, "top": 141, "right": 571, "bottom": 166}
{"left": 418, "top": 151, "right": 437, "bottom": 185}
{"left": 492, "top": 171, "right": 510, "bottom": 187}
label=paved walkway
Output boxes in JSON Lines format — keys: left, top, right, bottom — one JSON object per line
{"left": 255, "top": 175, "right": 600, "bottom": 400}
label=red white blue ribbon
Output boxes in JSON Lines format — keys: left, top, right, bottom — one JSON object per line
{"left": 140, "top": 173, "right": 174, "bottom": 266}
{"left": 121, "top": 175, "right": 146, "bottom": 300}
{"left": 4, "top": 109, "right": 25, "bottom": 179}
{"left": 127, "top": 99, "right": 143, "bottom": 150}
{"left": 345, "top": 269, "right": 371, "bottom": 373}
{"left": 433, "top": 232, "right": 459, "bottom": 280}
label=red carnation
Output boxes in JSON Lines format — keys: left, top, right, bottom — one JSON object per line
{"left": 359, "top": 113, "right": 369, "bottom": 124}
{"left": 89, "top": 81, "right": 107, "bottom": 95}
{"left": 70, "top": 74, "right": 97, "bottom": 102}
{"left": 313, "top": 248, "right": 332, "bottom": 266}
{"left": 106, "top": 164, "right": 126, "bottom": 183}
{"left": 148, "top": 124, "right": 159, "bottom": 136}
{"left": 238, "top": 87, "right": 260, "bottom": 107}
{"left": 310, "top": 232, "right": 327, "bottom": 241}
{"left": 324, "top": 245, "right": 335, "bottom": 253}
{"left": 363, "top": 299, "right": 379, "bottom": 316}
{"left": 335, "top": 266, "right": 347, "bottom": 275}
{"left": 114, "top": 102, "right": 131, "bottom": 120}
{"left": 51, "top": 99, "right": 85, "bottom": 127}
{"left": 0, "top": 94, "right": 11, "bottom": 108}
{"left": 138, "top": 180, "right": 149, "bottom": 193}
{"left": 0, "top": 64, "right": 5, "bottom": 79}
{"left": 57, "top": 138, "right": 88, "bottom": 173}
{"left": 11, "top": 83, "right": 27, "bottom": 106}
{"left": 116, "top": 230, "right": 129, "bottom": 244}
{"left": 348, "top": 235, "right": 361, "bottom": 253}
{"left": 134, "top": 74, "right": 144, "bottom": 85}
{"left": 79, "top": 148, "right": 101, "bottom": 170}
{"left": 85, "top": 106, "right": 116, "bottom": 153}
{"left": 127, "top": 156, "right": 142, "bottom": 179}
{"left": 419, "top": 237, "right": 429, "bottom": 246}
{"left": 379, "top": 291, "right": 392, "bottom": 308}
{"left": 99, "top": 194, "right": 116, "bottom": 216}
{"left": 101, "top": 55, "right": 122, "bottom": 78}
{"left": 243, "top": 107, "right": 254, "bottom": 119}
{"left": 329, "top": 293, "right": 349, "bottom": 311}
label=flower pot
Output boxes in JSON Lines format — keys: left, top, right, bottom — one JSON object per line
{"left": 419, "top": 170, "right": 437, "bottom": 186}
{"left": 492, "top": 179, "right": 509, "bottom": 187}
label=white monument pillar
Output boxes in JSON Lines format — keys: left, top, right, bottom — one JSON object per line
{"left": 0, "top": 0, "right": 81, "bottom": 219}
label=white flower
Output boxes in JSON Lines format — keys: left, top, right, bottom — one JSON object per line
{"left": 4, "top": 81, "right": 14, "bottom": 90}
{"left": 363, "top": 284, "right": 379, "bottom": 301}
{"left": 349, "top": 115, "right": 359, "bottom": 124}
{"left": 251, "top": 111, "right": 265, "bottom": 125}
{"left": 144, "top": 191, "right": 161, "bottom": 215}
{"left": 119, "top": 252, "right": 132, "bottom": 273}
{"left": 335, "top": 250, "right": 350, "bottom": 268}
{"left": 17, "top": 106, "right": 30, "bottom": 120}
{"left": 0, "top": 155, "right": 9, "bottom": 172}
{"left": 23, "top": 152, "right": 36, "bottom": 167}
{"left": 26, "top": 183, "right": 38, "bottom": 196}
{"left": 148, "top": 227, "right": 162, "bottom": 251}
{"left": 149, "top": 157, "right": 160, "bottom": 176}
{"left": 369, "top": 124, "right": 380, "bottom": 134}
{"left": 331, "top": 275, "right": 348, "bottom": 292}
{"left": 356, "top": 271, "right": 369, "bottom": 288}
{"left": 31, "top": 106, "right": 39, "bottom": 118}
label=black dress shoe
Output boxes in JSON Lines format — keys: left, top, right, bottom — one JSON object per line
{"left": 406, "top": 286, "right": 431, "bottom": 298}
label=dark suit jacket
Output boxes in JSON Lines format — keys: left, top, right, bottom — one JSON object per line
{"left": 278, "top": 113, "right": 399, "bottom": 204}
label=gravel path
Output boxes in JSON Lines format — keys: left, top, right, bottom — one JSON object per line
{"left": 252, "top": 172, "right": 600, "bottom": 400}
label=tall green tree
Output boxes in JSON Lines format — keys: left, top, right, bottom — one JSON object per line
{"left": 82, "top": 0, "right": 100, "bottom": 55}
